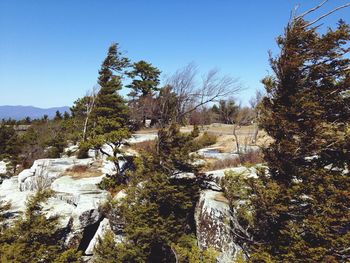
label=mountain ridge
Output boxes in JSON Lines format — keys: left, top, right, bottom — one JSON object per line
{"left": 0, "top": 105, "right": 70, "bottom": 120}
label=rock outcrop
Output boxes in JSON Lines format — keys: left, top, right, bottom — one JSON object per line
{"left": 0, "top": 132, "right": 258, "bottom": 261}
{"left": 195, "top": 190, "right": 241, "bottom": 263}
{"left": 0, "top": 161, "right": 6, "bottom": 175}
{"left": 0, "top": 156, "right": 110, "bottom": 255}
{"left": 18, "top": 158, "right": 93, "bottom": 191}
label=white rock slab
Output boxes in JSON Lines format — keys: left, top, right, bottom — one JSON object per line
{"left": 85, "top": 218, "right": 112, "bottom": 255}
{"left": 0, "top": 161, "right": 7, "bottom": 174}
{"left": 127, "top": 133, "right": 157, "bottom": 144}
{"left": 18, "top": 158, "right": 94, "bottom": 191}
{"left": 0, "top": 176, "right": 30, "bottom": 215}
{"left": 195, "top": 190, "right": 241, "bottom": 263}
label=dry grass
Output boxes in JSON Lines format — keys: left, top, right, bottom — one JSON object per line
{"left": 64, "top": 164, "right": 102, "bottom": 179}
{"left": 130, "top": 140, "right": 157, "bottom": 154}
{"left": 136, "top": 124, "right": 273, "bottom": 150}
{"left": 205, "top": 150, "right": 263, "bottom": 171}
{"left": 240, "top": 150, "right": 264, "bottom": 165}
{"left": 206, "top": 157, "right": 241, "bottom": 171}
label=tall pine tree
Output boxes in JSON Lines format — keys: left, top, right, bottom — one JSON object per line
{"left": 245, "top": 16, "right": 350, "bottom": 262}
{"left": 127, "top": 60, "right": 161, "bottom": 126}
{"left": 89, "top": 44, "right": 131, "bottom": 185}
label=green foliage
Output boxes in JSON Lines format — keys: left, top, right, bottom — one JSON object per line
{"left": 172, "top": 235, "right": 218, "bottom": 263}
{"left": 45, "top": 129, "right": 67, "bottom": 158}
{"left": 95, "top": 125, "right": 204, "bottom": 262}
{"left": 212, "top": 99, "right": 239, "bottom": 124}
{"left": 0, "top": 190, "right": 82, "bottom": 263}
{"left": 235, "top": 18, "right": 350, "bottom": 262}
{"left": 93, "top": 230, "right": 122, "bottom": 263}
{"left": 233, "top": 251, "right": 247, "bottom": 263}
{"left": 0, "top": 124, "right": 21, "bottom": 175}
{"left": 53, "top": 249, "right": 83, "bottom": 263}
{"left": 77, "top": 141, "right": 90, "bottom": 159}
{"left": 157, "top": 123, "right": 200, "bottom": 173}
{"left": 127, "top": 60, "right": 161, "bottom": 97}
{"left": 97, "top": 175, "right": 123, "bottom": 192}
{"left": 221, "top": 170, "right": 256, "bottom": 231}
{"left": 0, "top": 201, "right": 11, "bottom": 225}
{"left": 126, "top": 60, "right": 161, "bottom": 127}
{"left": 192, "top": 132, "right": 217, "bottom": 151}
{"left": 54, "top": 110, "right": 63, "bottom": 121}
{"left": 114, "top": 171, "right": 199, "bottom": 262}
{"left": 88, "top": 43, "right": 131, "bottom": 183}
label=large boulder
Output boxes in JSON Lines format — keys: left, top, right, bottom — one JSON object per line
{"left": 195, "top": 190, "right": 241, "bottom": 263}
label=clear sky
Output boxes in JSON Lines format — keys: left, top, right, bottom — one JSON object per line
{"left": 0, "top": 0, "right": 349, "bottom": 108}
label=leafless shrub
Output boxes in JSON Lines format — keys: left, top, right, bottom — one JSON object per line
{"left": 207, "top": 150, "right": 263, "bottom": 170}
{"left": 208, "top": 157, "right": 241, "bottom": 170}
{"left": 32, "top": 168, "right": 52, "bottom": 191}
{"left": 240, "top": 150, "right": 263, "bottom": 166}
{"left": 131, "top": 140, "right": 157, "bottom": 154}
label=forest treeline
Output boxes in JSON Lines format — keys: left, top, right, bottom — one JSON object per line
{"left": 0, "top": 3, "right": 349, "bottom": 263}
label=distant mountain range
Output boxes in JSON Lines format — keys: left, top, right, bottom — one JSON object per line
{"left": 0, "top": 105, "right": 70, "bottom": 120}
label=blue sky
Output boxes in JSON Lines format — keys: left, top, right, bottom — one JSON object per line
{"left": 0, "top": 0, "right": 349, "bottom": 108}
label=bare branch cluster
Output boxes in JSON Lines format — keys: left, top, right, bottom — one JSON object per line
{"left": 165, "top": 63, "right": 241, "bottom": 123}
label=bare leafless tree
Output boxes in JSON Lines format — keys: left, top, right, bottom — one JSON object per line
{"left": 249, "top": 90, "right": 264, "bottom": 144}
{"left": 164, "top": 63, "right": 242, "bottom": 125}
{"left": 82, "top": 86, "right": 99, "bottom": 141}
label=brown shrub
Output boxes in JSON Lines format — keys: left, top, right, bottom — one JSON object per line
{"left": 207, "top": 157, "right": 241, "bottom": 170}
{"left": 207, "top": 150, "right": 263, "bottom": 170}
{"left": 131, "top": 140, "right": 157, "bottom": 154}
{"left": 67, "top": 165, "right": 89, "bottom": 173}
{"left": 240, "top": 150, "right": 263, "bottom": 166}
{"left": 64, "top": 164, "right": 102, "bottom": 179}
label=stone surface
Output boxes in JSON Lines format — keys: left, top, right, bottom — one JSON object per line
{"left": 0, "top": 156, "right": 110, "bottom": 253}
{"left": 127, "top": 133, "right": 157, "bottom": 144}
{"left": 197, "top": 147, "right": 240, "bottom": 160}
{"left": 85, "top": 218, "right": 112, "bottom": 255}
{"left": 204, "top": 167, "right": 258, "bottom": 191}
{"left": 0, "top": 161, "right": 7, "bottom": 174}
{"left": 18, "top": 158, "right": 94, "bottom": 191}
{"left": 195, "top": 190, "right": 241, "bottom": 263}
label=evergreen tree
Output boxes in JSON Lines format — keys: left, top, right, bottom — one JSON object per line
{"left": 211, "top": 99, "right": 239, "bottom": 124}
{"left": 127, "top": 60, "right": 161, "bottom": 97}
{"left": 54, "top": 110, "right": 63, "bottom": 121}
{"left": 0, "top": 124, "right": 21, "bottom": 174}
{"left": 127, "top": 60, "right": 161, "bottom": 126}
{"left": 0, "top": 190, "right": 82, "bottom": 263}
{"left": 89, "top": 44, "right": 131, "bottom": 185}
{"left": 63, "top": 111, "right": 70, "bottom": 120}
{"left": 42, "top": 114, "right": 49, "bottom": 122}
{"left": 234, "top": 18, "right": 350, "bottom": 261}
{"left": 95, "top": 125, "right": 205, "bottom": 262}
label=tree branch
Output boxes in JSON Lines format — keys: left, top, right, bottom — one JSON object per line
{"left": 295, "top": 0, "right": 329, "bottom": 20}
{"left": 303, "top": 3, "right": 350, "bottom": 28}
